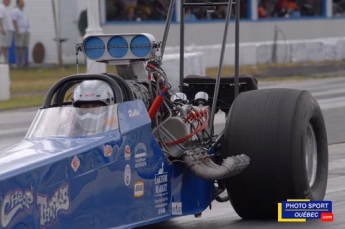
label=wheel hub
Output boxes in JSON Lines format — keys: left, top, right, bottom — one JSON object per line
{"left": 305, "top": 123, "right": 318, "bottom": 187}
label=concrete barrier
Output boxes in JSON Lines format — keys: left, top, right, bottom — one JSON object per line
{"left": 165, "top": 37, "right": 345, "bottom": 68}
{"left": 0, "top": 64, "right": 10, "bottom": 101}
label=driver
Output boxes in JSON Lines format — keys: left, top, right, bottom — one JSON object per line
{"left": 71, "top": 80, "right": 115, "bottom": 135}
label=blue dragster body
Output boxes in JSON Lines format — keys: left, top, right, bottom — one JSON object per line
{"left": 0, "top": 100, "right": 215, "bottom": 229}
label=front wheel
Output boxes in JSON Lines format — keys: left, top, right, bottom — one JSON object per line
{"left": 222, "top": 89, "right": 328, "bottom": 219}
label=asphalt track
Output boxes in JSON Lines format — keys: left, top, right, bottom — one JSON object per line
{"left": 0, "top": 77, "right": 344, "bottom": 228}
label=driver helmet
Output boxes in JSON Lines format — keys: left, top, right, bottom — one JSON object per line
{"left": 73, "top": 80, "right": 115, "bottom": 132}
{"left": 73, "top": 80, "right": 115, "bottom": 107}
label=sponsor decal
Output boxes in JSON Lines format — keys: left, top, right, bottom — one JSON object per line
{"left": 128, "top": 109, "right": 140, "bottom": 117}
{"left": 124, "top": 145, "right": 131, "bottom": 160}
{"left": 1, "top": 189, "right": 34, "bottom": 228}
{"left": 155, "top": 196, "right": 168, "bottom": 215}
{"left": 37, "top": 184, "right": 70, "bottom": 227}
{"left": 172, "top": 202, "right": 183, "bottom": 215}
{"left": 71, "top": 155, "right": 80, "bottom": 172}
{"left": 154, "top": 162, "right": 169, "bottom": 214}
{"left": 103, "top": 144, "right": 113, "bottom": 157}
{"left": 124, "top": 164, "right": 131, "bottom": 186}
{"left": 134, "top": 181, "right": 144, "bottom": 198}
{"left": 134, "top": 143, "right": 147, "bottom": 169}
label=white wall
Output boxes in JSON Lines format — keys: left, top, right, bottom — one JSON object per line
{"left": 24, "top": 0, "right": 81, "bottom": 64}
{"left": 59, "top": 0, "right": 80, "bottom": 64}
{"left": 26, "top": 0, "right": 56, "bottom": 64}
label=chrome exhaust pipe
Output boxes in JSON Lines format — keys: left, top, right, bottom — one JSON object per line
{"left": 182, "top": 153, "right": 250, "bottom": 181}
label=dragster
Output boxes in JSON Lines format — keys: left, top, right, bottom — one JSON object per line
{"left": 0, "top": 0, "right": 328, "bottom": 228}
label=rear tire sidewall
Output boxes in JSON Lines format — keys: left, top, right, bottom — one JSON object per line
{"left": 291, "top": 93, "right": 328, "bottom": 200}
{"left": 222, "top": 89, "right": 328, "bottom": 219}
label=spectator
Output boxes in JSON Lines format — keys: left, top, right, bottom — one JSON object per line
{"left": 12, "top": 0, "right": 29, "bottom": 67}
{"left": 0, "top": 0, "right": 13, "bottom": 64}
{"left": 137, "top": 0, "right": 152, "bottom": 20}
{"left": 211, "top": 6, "right": 227, "bottom": 19}
{"left": 124, "top": 6, "right": 138, "bottom": 21}
{"left": 121, "top": 0, "right": 137, "bottom": 8}
{"left": 287, "top": 0, "right": 301, "bottom": 17}
{"left": 333, "top": 0, "right": 345, "bottom": 16}
{"left": 301, "top": 0, "right": 316, "bottom": 16}
{"left": 273, "top": 0, "right": 301, "bottom": 17}
{"left": 150, "top": 0, "right": 168, "bottom": 20}
{"left": 185, "top": 8, "right": 198, "bottom": 22}
{"left": 106, "top": 0, "right": 125, "bottom": 21}
{"left": 258, "top": 0, "right": 270, "bottom": 18}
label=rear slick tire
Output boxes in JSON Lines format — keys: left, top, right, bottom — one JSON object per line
{"left": 222, "top": 89, "right": 328, "bottom": 219}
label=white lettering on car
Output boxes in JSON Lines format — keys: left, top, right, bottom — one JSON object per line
{"left": 128, "top": 109, "right": 140, "bottom": 117}
{"left": 37, "top": 184, "right": 70, "bottom": 227}
{"left": 1, "top": 189, "right": 34, "bottom": 228}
